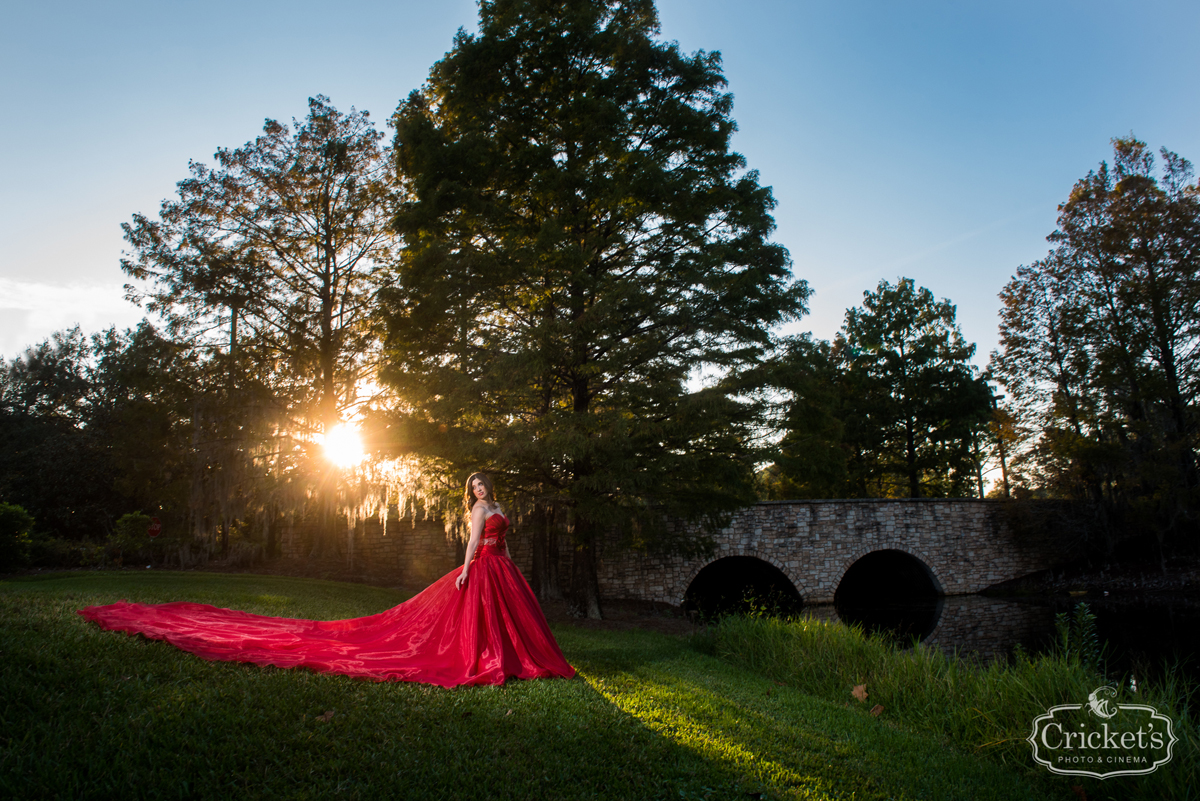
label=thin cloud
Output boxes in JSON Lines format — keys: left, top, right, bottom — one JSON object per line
{"left": 881, "top": 202, "right": 1049, "bottom": 274}
{"left": 0, "top": 278, "right": 144, "bottom": 359}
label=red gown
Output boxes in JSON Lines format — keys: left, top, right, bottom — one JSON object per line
{"left": 77, "top": 514, "right": 575, "bottom": 688}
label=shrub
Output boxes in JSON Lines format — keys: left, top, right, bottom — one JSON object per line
{"left": 108, "top": 512, "right": 153, "bottom": 564}
{"left": 107, "top": 512, "right": 199, "bottom": 568}
{"left": 0, "top": 502, "right": 35, "bottom": 571}
{"left": 27, "top": 535, "right": 107, "bottom": 569}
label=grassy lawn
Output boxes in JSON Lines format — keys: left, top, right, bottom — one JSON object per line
{"left": 1, "top": 572, "right": 1075, "bottom": 799}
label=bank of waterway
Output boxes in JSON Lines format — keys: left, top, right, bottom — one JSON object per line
{"left": 827, "top": 590, "right": 1200, "bottom": 701}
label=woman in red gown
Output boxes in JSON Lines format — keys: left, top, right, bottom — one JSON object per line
{"left": 78, "top": 473, "right": 575, "bottom": 688}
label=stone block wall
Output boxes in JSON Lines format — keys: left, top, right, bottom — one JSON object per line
{"left": 278, "top": 513, "right": 461, "bottom": 588}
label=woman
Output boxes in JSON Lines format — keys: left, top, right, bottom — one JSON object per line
{"left": 78, "top": 472, "right": 575, "bottom": 688}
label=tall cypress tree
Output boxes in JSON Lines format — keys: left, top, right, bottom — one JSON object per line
{"left": 839, "top": 278, "right": 992, "bottom": 498}
{"left": 765, "top": 280, "right": 993, "bottom": 500}
{"left": 380, "top": 0, "right": 806, "bottom": 617}
{"left": 992, "top": 138, "right": 1200, "bottom": 556}
{"left": 122, "top": 96, "right": 395, "bottom": 556}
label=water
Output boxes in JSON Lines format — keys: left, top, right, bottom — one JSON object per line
{"left": 829, "top": 593, "right": 1200, "bottom": 691}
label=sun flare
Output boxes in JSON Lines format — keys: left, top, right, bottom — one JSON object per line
{"left": 321, "top": 423, "right": 365, "bottom": 468}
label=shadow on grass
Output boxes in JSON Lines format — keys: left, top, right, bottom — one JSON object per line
{"left": 560, "top": 626, "right": 1057, "bottom": 801}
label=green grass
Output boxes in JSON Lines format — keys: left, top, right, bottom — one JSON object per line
{"left": 0, "top": 572, "right": 1094, "bottom": 799}
{"left": 710, "top": 613, "right": 1199, "bottom": 801}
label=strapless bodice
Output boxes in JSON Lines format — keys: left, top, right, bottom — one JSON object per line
{"left": 479, "top": 513, "right": 508, "bottom": 550}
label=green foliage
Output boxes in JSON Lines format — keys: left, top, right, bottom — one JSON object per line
{"left": 122, "top": 96, "right": 392, "bottom": 419}
{"left": 383, "top": 0, "right": 807, "bottom": 613}
{"left": 3, "top": 572, "right": 1060, "bottom": 800}
{"left": 0, "top": 323, "right": 203, "bottom": 543}
{"left": 0, "top": 502, "right": 34, "bottom": 570}
{"left": 992, "top": 137, "right": 1200, "bottom": 553}
{"left": 88, "top": 325, "right": 196, "bottom": 528}
{"left": 763, "top": 336, "right": 852, "bottom": 499}
{"left": 108, "top": 512, "right": 153, "bottom": 563}
{"left": 1054, "top": 601, "right": 1102, "bottom": 672}
{"left": 0, "top": 328, "right": 125, "bottom": 540}
{"left": 122, "top": 95, "right": 398, "bottom": 556}
{"left": 839, "top": 278, "right": 993, "bottom": 497}
{"left": 26, "top": 536, "right": 107, "bottom": 569}
{"left": 765, "top": 279, "right": 993, "bottom": 499}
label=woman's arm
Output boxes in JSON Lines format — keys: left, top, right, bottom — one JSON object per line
{"left": 455, "top": 505, "right": 487, "bottom": 590}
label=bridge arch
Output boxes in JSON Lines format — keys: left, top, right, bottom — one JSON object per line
{"left": 680, "top": 552, "right": 807, "bottom": 618}
{"left": 833, "top": 545, "right": 947, "bottom": 599}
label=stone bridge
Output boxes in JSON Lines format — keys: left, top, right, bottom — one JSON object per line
{"left": 595, "top": 499, "right": 1054, "bottom": 606}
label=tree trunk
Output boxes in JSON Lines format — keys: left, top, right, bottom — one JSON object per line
{"left": 265, "top": 509, "right": 277, "bottom": 559}
{"left": 998, "top": 431, "right": 1011, "bottom": 499}
{"left": 530, "top": 504, "right": 546, "bottom": 598}
{"left": 532, "top": 503, "right": 563, "bottom": 602}
{"left": 309, "top": 484, "right": 340, "bottom": 559}
{"left": 570, "top": 521, "right": 603, "bottom": 619}
{"left": 544, "top": 510, "right": 562, "bottom": 601}
{"left": 906, "top": 416, "right": 920, "bottom": 498}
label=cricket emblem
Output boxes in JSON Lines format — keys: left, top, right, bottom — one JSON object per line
{"left": 1087, "top": 686, "right": 1118, "bottom": 719}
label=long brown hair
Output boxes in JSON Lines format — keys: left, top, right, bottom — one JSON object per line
{"left": 463, "top": 472, "right": 498, "bottom": 519}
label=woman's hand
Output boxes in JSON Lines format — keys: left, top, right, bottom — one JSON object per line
{"left": 455, "top": 569, "right": 468, "bottom": 591}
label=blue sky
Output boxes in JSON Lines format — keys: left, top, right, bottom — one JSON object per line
{"left": 2, "top": 0, "right": 1198, "bottom": 363}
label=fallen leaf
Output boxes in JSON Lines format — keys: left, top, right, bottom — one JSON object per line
{"left": 1071, "top": 787, "right": 1088, "bottom": 801}
{"left": 851, "top": 684, "right": 868, "bottom": 702}
{"left": 317, "top": 710, "right": 335, "bottom": 722}
{"left": 461, "top": 711, "right": 473, "bottom": 719}
{"left": 505, "top": 709, "right": 513, "bottom": 716}
{"left": 870, "top": 704, "right": 884, "bottom": 717}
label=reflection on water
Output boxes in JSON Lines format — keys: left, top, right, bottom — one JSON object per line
{"left": 836, "top": 597, "right": 944, "bottom": 643}
{"left": 827, "top": 593, "right": 1200, "bottom": 689}
{"left": 829, "top": 595, "right": 1058, "bottom": 663}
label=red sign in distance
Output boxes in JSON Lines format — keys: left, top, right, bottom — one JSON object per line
{"left": 148, "top": 517, "right": 162, "bottom": 538}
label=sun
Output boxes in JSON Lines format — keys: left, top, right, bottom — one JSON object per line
{"left": 321, "top": 423, "right": 365, "bottom": 468}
